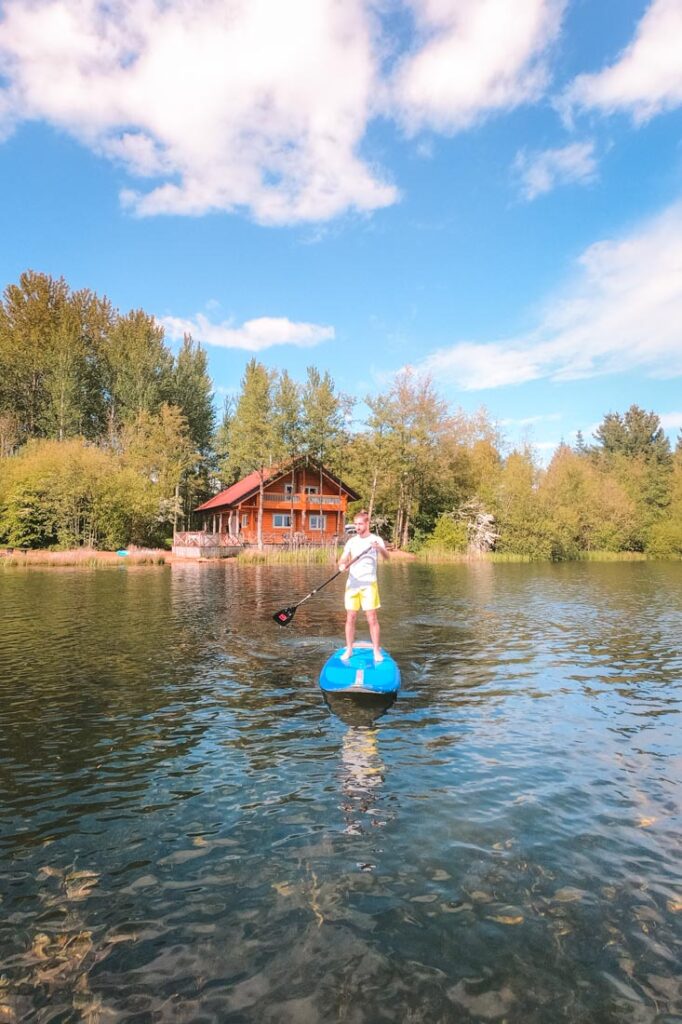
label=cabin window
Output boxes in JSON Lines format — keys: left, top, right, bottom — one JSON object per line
{"left": 284, "top": 483, "right": 294, "bottom": 495}
{"left": 309, "top": 515, "right": 327, "bottom": 530}
{"left": 273, "top": 514, "right": 292, "bottom": 528}
{"left": 304, "top": 486, "right": 319, "bottom": 494}
{"left": 241, "top": 514, "right": 249, "bottom": 528}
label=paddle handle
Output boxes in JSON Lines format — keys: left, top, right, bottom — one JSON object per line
{"left": 295, "top": 544, "right": 374, "bottom": 607}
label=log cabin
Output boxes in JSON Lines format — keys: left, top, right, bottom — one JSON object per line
{"left": 193, "top": 459, "right": 360, "bottom": 547}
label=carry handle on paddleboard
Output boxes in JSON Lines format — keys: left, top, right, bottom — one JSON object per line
{"left": 272, "top": 545, "right": 375, "bottom": 626}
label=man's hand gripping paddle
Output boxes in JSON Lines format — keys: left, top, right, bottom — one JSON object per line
{"left": 272, "top": 545, "right": 374, "bottom": 626}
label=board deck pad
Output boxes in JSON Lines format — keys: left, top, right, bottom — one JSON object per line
{"left": 319, "top": 642, "right": 400, "bottom": 695}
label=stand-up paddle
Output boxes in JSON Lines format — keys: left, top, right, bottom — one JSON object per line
{"left": 272, "top": 546, "right": 373, "bottom": 626}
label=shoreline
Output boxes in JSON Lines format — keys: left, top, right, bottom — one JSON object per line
{"left": 2, "top": 546, "right": 676, "bottom": 568}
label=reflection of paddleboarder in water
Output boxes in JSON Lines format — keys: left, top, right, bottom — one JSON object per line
{"left": 339, "top": 726, "right": 386, "bottom": 835}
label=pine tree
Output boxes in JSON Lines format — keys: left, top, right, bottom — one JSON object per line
{"left": 273, "top": 370, "right": 303, "bottom": 535}
{"left": 301, "top": 367, "right": 351, "bottom": 535}
{"left": 171, "top": 334, "right": 215, "bottom": 454}
{"left": 227, "top": 359, "right": 279, "bottom": 548}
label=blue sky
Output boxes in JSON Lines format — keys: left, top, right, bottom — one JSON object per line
{"left": 0, "top": 0, "right": 681, "bottom": 458}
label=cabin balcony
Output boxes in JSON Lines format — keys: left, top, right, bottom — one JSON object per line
{"left": 261, "top": 492, "right": 345, "bottom": 510}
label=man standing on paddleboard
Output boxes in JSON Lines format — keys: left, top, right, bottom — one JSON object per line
{"left": 338, "top": 510, "right": 389, "bottom": 664}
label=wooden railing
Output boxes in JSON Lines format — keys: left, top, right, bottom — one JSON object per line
{"left": 173, "top": 532, "right": 241, "bottom": 548}
{"left": 262, "top": 492, "right": 342, "bottom": 507}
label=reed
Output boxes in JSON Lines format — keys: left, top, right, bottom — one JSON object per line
{"left": 415, "top": 546, "right": 468, "bottom": 564}
{"left": 237, "top": 545, "right": 339, "bottom": 565}
{"left": 576, "top": 550, "right": 648, "bottom": 562}
{"left": 487, "top": 551, "right": 538, "bottom": 563}
{"left": 0, "top": 547, "right": 167, "bottom": 568}
{"left": 416, "top": 547, "right": 658, "bottom": 564}
{"left": 416, "top": 547, "right": 536, "bottom": 563}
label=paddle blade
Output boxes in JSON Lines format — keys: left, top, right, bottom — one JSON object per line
{"left": 273, "top": 606, "right": 296, "bottom": 626}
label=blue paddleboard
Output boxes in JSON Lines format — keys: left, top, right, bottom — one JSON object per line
{"left": 319, "top": 642, "right": 400, "bottom": 696}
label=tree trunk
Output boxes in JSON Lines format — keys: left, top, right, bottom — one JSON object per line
{"left": 402, "top": 509, "right": 410, "bottom": 549}
{"left": 290, "top": 462, "right": 295, "bottom": 541}
{"left": 257, "top": 473, "right": 264, "bottom": 549}
{"left": 368, "top": 466, "right": 378, "bottom": 522}
{"left": 173, "top": 481, "right": 180, "bottom": 535}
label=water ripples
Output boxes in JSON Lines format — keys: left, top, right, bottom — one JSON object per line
{"left": 1, "top": 561, "right": 681, "bottom": 1022}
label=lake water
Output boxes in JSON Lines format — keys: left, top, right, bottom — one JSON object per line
{"left": 1, "top": 560, "right": 681, "bottom": 1023}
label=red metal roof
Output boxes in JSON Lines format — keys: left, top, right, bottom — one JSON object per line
{"left": 195, "top": 460, "right": 360, "bottom": 512}
{"left": 195, "top": 467, "right": 279, "bottom": 511}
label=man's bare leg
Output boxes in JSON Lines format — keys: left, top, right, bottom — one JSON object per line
{"left": 366, "top": 609, "right": 383, "bottom": 662}
{"left": 341, "top": 610, "right": 357, "bottom": 660}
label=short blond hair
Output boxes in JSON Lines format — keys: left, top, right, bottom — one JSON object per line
{"left": 353, "top": 509, "right": 369, "bottom": 523}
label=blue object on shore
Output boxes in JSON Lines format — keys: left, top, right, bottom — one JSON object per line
{"left": 319, "top": 643, "right": 400, "bottom": 696}
{"left": 116, "top": 549, "right": 129, "bottom": 557}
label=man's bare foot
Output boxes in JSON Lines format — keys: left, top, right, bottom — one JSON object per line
{"left": 373, "top": 650, "right": 384, "bottom": 664}
{"left": 340, "top": 648, "right": 352, "bottom": 662}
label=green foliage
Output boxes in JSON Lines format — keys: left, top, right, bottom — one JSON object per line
{"left": 492, "top": 448, "right": 551, "bottom": 558}
{"left": 1, "top": 268, "right": 681, "bottom": 561}
{"left": 301, "top": 366, "right": 349, "bottom": 473}
{"left": 423, "top": 513, "right": 468, "bottom": 552}
{"left": 0, "top": 439, "right": 160, "bottom": 549}
{"left": 171, "top": 334, "right": 215, "bottom": 454}
{"left": 227, "top": 359, "right": 278, "bottom": 477}
{"left": 593, "top": 404, "right": 671, "bottom": 465}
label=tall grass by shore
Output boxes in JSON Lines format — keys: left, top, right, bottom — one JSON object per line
{"left": 2, "top": 544, "right": 671, "bottom": 569}
{"left": 0, "top": 547, "right": 167, "bottom": 568}
{"left": 415, "top": 547, "right": 658, "bottom": 564}
{"left": 237, "top": 544, "right": 339, "bottom": 565}
{"left": 416, "top": 547, "right": 536, "bottom": 563}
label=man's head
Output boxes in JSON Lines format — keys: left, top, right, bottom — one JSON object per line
{"left": 353, "top": 510, "right": 370, "bottom": 536}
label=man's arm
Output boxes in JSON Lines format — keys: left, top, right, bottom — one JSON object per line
{"left": 374, "top": 537, "right": 389, "bottom": 561}
{"left": 338, "top": 541, "right": 352, "bottom": 571}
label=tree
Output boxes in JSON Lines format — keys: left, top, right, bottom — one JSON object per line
{"left": 171, "top": 334, "right": 215, "bottom": 454}
{"left": 0, "top": 439, "right": 157, "bottom": 549}
{"left": 0, "top": 271, "right": 71, "bottom": 439}
{"left": 592, "top": 405, "right": 672, "bottom": 546}
{"left": 213, "top": 395, "right": 235, "bottom": 487}
{"left": 493, "top": 447, "right": 549, "bottom": 558}
{"left": 301, "top": 366, "right": 351, "bottom": 536}
{"left": 121, "top": 404, "right": 196, "bottom": 534}
{"left": 365, "top": 370, "right": 450, "bottom": 547}
{"left": 593, "top": 405, "right": 671, "bottom": 465}
{"left": 227, "top": 359, "right": 279, "bottom": 548}
{"left": 540, "top": 444, "right": 636, "bottom": 557}
{"left": 574, "top": 429, "right": 587, "bottom": 455}
{"left": 0, "top": 272, "right": 113, "bottom": 443}
{"left": 104, "top": 310, "right": 173, "bottom": 435}
{"left": 273, "top": 370, "right": 303, "bottom": 535}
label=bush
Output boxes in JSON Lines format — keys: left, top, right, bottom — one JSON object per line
{"left": 422, "top": 513, "right": 468, "bottom": 552}
{"left": 646, "top": 518, "right": 682, "bottom": 558}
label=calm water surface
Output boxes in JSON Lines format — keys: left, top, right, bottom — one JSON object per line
{"left": 1, "top": 561, "right": 681, "bottom": 1023}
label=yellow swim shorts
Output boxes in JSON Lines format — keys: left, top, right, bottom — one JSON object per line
{"left": 345, "top": 581, "right": 381, "bottom": 612}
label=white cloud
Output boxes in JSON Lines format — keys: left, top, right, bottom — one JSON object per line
{"left": 500, "top": 413, "right": 562, "bottom": 426}
{"left": 0, "top": 0, "right": 569, "bottom": 223}
{"left": 391, "top": 0, "right": 566, "bottom": 133}
{"left": 660, "top": 411, "right": 682, "bottom": 430}
{"left": 161, "top": 313, "right": 334, "bottom": 352}
{"left": 514, "top": 140, "right": 597, "bottom": 200}
{"left": 416, "top": 198, "right": 682, "bottom": 389}
{"left": 562, "top": 0, "right": 682, "bottom": 122}
{"left": 0, "top": 0, "right": 397, "bottom": 224}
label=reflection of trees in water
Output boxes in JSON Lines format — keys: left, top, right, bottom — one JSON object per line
{"left": 0, "top": 568, "right": 222, "bottom": 854}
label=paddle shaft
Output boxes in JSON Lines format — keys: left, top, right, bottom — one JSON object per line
{"left": 292, "top": 544, "right": 374, "bottom": 610}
